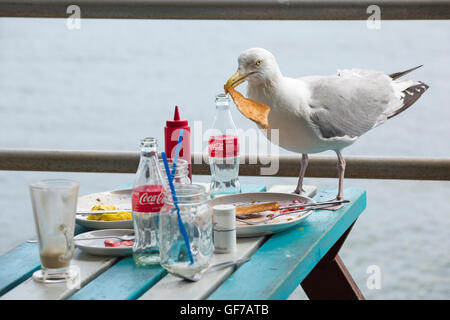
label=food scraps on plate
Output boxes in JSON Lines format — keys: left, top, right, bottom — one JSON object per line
{"left": 235, "top": 199, "right": 305, "bottom": 217}
{"left": 104, "top": 240, "right": 134, "bottom": 247}
{"left": 87, "top": 203, "right": 132, "bottom": 221}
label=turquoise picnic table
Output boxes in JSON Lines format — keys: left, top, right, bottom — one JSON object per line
{"left": 0, "top": 184, "right": 366, "bottom": 300}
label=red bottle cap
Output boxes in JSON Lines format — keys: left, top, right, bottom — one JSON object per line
{"left": 166, "top": 105, "right": 189, "bottom": 127}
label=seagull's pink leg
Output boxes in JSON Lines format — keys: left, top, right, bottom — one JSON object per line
{"left": 322, "top": 151, "right": 346, "bottom": 211}
{"left": 294, "top": 154, "right": 308, "bottom": 194}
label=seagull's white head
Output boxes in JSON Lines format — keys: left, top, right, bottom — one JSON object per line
{"left": 225, "top": 48, "right": 282, "bottom": 90}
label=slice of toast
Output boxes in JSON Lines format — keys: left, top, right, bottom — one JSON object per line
{"left": 225, "top": 86, "right": 270, "bottom": 129}
{"left": 235, "top": 202, "right": 279, "bottom": 216}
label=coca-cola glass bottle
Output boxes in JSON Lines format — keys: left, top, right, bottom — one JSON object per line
{"left": 132, "top": 137, "right": 165, "bottom": 265}
{"left": 208, "top": 93, "right": 241, "bottom": 197}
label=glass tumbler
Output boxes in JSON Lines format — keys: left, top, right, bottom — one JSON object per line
{"left": 29, "top": 179, "right": 79, "bottom": 283}
{"left": 159, "top": 184, "right": 213, "bottom": 277}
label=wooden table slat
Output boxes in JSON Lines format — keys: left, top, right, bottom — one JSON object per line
{"left": 138, "top": 237, "right": 266, "bottom": 300}
{"left": 0, "top": 250, "right": 119, "bottom": 300}
{"left": 68, "top": 257, "right": 166, "bottom": 300}
{"left": 0, "top": 242, "right": 41, "bottom": 296}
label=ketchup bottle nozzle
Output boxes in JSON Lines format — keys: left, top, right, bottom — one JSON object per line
{"left": 174, "top": 105, "right": 181, "bottom": 121}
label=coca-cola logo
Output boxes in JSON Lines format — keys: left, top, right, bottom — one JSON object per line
{"left": 139, "top": 192, "right": 164, "bottom": 205}
{"left": 132, "top": 188, "right": 165, "bottom": 213}
{"left": 208, "top": 135, "right": 239, "bottom": 158}
{"left": 209, "top": 142, "right": 224, "bottom": 152}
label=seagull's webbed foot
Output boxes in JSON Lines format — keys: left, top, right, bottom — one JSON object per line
{"left": 293, "top": 187, "right": 306, "bottom": 195}
{"left": 320, "top": 197, "right": 345, "bottom": 211}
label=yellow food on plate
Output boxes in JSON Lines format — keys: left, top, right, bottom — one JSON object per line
{"left": 87, "top": 203, "right": 132, "bottom": 221}
{"left": 87, "top": 211, "right": 132, "bottom": 221}
{"left": 225, "top": 86, "right": 270, "bottom": 129}
{"left": 91, "top": 204, "right": 116, "bottom": 211}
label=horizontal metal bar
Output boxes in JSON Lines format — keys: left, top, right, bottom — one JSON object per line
{"left": 0, "top": 149, "right": 140, "bottom": 174}
{"left": 232, "top": 153, "right": 450, "bottom": 181}
{"left": 0, "top": 149, "right": 449, "bottom": 181}
{"left": 1, "top": 0, "right": 449, "bottom": 20}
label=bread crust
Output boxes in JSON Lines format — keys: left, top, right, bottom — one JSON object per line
{"left": 225, "top": 86, "right": 270, "bottom": 129}
{"left": 235, "top": 202, "right": 279, "bottom": 216}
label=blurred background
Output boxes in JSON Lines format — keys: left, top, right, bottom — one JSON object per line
{"left": 0, "top": 18, "right": 448, "bottom": 299}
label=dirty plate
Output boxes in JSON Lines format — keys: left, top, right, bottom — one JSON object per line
{"left": 208, "top": 192, "right": 315, "bottom": 238}
{"left": 74, "top": 229, "right": 134, "bottom": 257}
{"left": 76, "top": 189, "right": 133, "bottom": 230}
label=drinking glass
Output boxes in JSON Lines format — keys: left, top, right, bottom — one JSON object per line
{"left": 29, "top": 179, "right": 80, "bottom": 283}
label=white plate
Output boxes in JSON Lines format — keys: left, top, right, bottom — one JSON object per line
{"left": 74, "top": 229, "right": 134, "bottom": 257}
{"left": 76, "top": 189, "right": 133, "bottom": 230}
{"left": 208, "top": 192, "right": 315, "bottom": 238}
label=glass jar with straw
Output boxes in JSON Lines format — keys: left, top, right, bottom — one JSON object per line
{"left": 158, "top": 183, "right": 213, "bottom": 276}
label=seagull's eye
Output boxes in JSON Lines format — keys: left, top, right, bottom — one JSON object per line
{"left": 255, "top": 60, "right": 262, "bottom": 66}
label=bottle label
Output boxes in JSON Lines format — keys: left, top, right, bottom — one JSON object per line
{"left": 132, "top": 185, "right": 165, "bottom": 213}
{"left": 208, "top": 135, "right": 239, "bottom": 158}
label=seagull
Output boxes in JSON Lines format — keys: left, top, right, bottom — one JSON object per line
{"left": 225, "top": 48, "right": 429, "bottom": 210}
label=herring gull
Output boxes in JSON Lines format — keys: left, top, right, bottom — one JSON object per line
{"left": 225, "top": 48, "right": 429, "bottom": 210}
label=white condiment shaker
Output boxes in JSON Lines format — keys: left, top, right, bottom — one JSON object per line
{"left": 213, "top": 204, "right": 237, "bottom": 253}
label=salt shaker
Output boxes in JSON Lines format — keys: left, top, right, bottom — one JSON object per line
{"left": 213, "top": 204, "right": 237, "bottom": 253}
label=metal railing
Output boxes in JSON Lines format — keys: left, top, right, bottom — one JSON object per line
{"left": 1, "top": 0, "right": 450, "bottom": 20}
{"left": 0, "top": 149, "right": 449, "bottom": 181}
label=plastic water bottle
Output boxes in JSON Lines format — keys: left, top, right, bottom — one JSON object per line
{"left": 208, "top": 93, "right": 241, "bottom": 197}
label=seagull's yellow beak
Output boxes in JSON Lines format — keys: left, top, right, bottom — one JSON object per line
{"left": 225, "top": 70, "right": 252, "bottom": 90}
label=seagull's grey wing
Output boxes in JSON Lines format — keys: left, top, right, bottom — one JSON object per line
{"left": 305, "top": 72, "right": 397, "bottom": 139}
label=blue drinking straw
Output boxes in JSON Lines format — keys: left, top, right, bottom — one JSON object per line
{"left": 161, "top": 151, "right": 194, "bottom": 265}
{"left": 171, "top": 129, "right": 184, "bottom": 177}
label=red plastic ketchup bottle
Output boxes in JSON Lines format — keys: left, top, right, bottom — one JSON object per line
{"left": 164, "top": 106, "right": 191, "bottom": 181}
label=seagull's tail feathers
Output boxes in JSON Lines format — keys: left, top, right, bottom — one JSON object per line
{"left": 387, "top": 81, "right": 429, "bottom": 120}
{"left": 389, "top": 65, "right": 423, "bottom": 80}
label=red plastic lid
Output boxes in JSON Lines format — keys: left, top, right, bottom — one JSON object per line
{"left": 166, "top": 105, "right": 189, "bottom": 127}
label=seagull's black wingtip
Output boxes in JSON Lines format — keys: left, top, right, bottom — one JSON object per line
{"left": 387, "top": 81, "right": 429, "bottom": 119}
{"left": 389, "top": 65, "right": 424, "bottom": 80}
